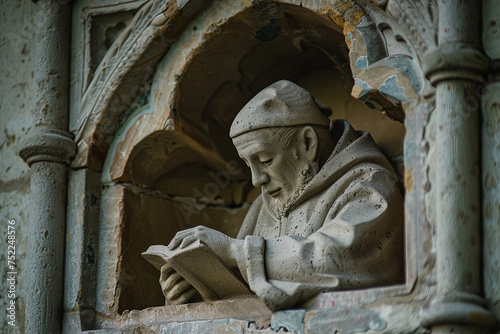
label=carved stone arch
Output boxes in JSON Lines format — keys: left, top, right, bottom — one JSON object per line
{"left": 71, "top": 0, "right": 202, "bottom": 170}
{"left": 71, "top": 0, "right": 431, "bottom": 173}
{"left": 349, "top": 0, "right": 436, "bottom": 118}
{"left": 80, "top": 0, "right": 435, "bottom": 328}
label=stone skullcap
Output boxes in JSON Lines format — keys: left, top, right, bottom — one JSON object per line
{"left": 230, "top": 80, "right": 332, "bottom": 138}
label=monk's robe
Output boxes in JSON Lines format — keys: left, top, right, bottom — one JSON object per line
{"left": 235, "top": 120, "right": 404, "bottom": 310}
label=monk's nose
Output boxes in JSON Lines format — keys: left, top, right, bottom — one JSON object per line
{"left": 251, "top": 168, "right": 269, "bottom": 187}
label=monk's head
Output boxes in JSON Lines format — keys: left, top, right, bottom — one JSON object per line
{"left": 230, "top": 80, "right": 334, "bottom": 216}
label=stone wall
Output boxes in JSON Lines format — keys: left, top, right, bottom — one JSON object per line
{"left": 1, "top": 0, "right": 499, "bottom": 333}
{"left": 0, "top": 0, "right": 37, "bottom": 332}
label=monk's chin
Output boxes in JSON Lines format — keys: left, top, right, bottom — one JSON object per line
{"left": 268, "top": 188, "right": 303, "bottom": 219}
{"left": 268, "top": 162, "right": 318, "bottom": 218}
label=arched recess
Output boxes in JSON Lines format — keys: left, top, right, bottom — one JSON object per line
{"left": 75, "top": 0, "right": 433, "bottom": 323}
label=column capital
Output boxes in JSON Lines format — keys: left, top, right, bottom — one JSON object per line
{"left": 18, "top": 127, "right": 76, "bottom": 166}
{"left": 423, "top": 43, "right": 490, "bottom": 85}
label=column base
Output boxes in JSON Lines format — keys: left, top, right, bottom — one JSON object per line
{"left": 421, "top": 298, "right": 498, "bottom": 330}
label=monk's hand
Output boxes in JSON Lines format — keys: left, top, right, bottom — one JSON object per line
{"left": 167, "top": 226, "right": 243, "bottom": 267}
{"left": 159, "top": 264, "right": 199, "bottom": 305}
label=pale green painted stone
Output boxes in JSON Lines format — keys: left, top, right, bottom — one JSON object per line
{"left": 161, "top": 319, "right": 230, "bottom": 334}
{"left": 271, "top": 310, "right": 305, "bottom": 334}
{"left": 379, "top": 75, "right": 410, "bottom": 102}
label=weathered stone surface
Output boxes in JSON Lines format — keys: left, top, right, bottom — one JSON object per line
{"left": 92, "top": 1, "right": 407, "bottom": 319}
{"left": 125, "top": 325, "right": 158, "bottom": 334}
{"left": 95, "top": 297, "right": 272, "bottom": 330}
{"left": 160, "top": 318, "right": 293, "bottom": 334}
{"left": 64, "top": 169, "right": 102, "bottom": 332}
{"left": 420, "top": 0, "right": 497, "bottom": 330}
{"left": 19, "top": 0, "right": 73, "bottom": 332}
{"left": 0, "top": 0, "right": 37, "bottom": 333}
{"left": 483, "top": 1, "right": 500, "bottom": 324}
{"left": 304, "top": 307, "right": 386, "bottom": 334}
{"left": 271, "top": 310, "right": 305, "bottom": 334}
{"left": 1, "top": 0, "right": 496, "bottom": 332}
{"left": 160, "top": 319, "right": 235, "bottom": 334}
{"left": 482, "top": 81, "right": 500, "bottom": 323}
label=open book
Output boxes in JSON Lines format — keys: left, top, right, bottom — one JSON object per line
{"left": 142, "top": 240, "right": 252, "bottom": 301}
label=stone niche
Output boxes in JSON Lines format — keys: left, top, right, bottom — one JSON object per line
{"left": 99, "top": 3, "right": 406, "bottom": 314}
{"left": 71, "top": 0, "right": 425, "bottom": 331}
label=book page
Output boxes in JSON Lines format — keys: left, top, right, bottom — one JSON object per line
{"left": 142, "top": 241, "right": 252, "bottom": 301}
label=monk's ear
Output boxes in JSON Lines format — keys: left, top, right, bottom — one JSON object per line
{"left": 298, "top": 126, "right": 318, "bottom": 161}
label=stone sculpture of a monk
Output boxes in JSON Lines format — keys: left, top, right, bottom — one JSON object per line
{"left": 159, "top": 80, "right": 404, "bottom": 311}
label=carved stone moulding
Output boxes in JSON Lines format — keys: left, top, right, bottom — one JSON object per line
{"left": 18, "top": 127, "right": 76, "bottom": 166}
{"left": 71, "top": 0, "right": 196, "bottom": 170}
{"left": 423, "top": 43, "right": 491, "bottom": 85}
{"left": 71, "top": 0, "right": 422, "bottom": 172}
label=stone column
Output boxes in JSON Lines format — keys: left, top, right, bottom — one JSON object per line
{"left": 421, "top": 0, "right": 497, "bottom": 332}
{"left": 482, "top": 0, "right": 500, "bottom": 321}
{"left": 18, "top": 0, "right": 75, "bottom": 333}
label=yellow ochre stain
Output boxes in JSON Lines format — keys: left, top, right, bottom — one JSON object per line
{"left": 320, "top": 1, "right": 365, "bottom": 49}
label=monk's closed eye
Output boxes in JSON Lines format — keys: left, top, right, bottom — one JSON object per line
{"left": 260, "top": 158, "right": 273, "bottom": 166}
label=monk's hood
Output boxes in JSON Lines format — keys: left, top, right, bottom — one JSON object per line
{"left": 261, "top": 120, "right": 396, "bottom": 216}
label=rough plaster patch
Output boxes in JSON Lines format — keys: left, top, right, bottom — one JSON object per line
{"left": 321, "top": 1, "right": 364, "bottom": 49}
{"left": 355, "top": 56, "right": 368, "bottom": 69}
{"left": 160, "top": 318, "right": 294, "bottom": 334}
{"left": 271, "top": 310, "right": 305, "bottom": 334}
{"left": 379, "top": 75, "right": 410, "bottom": 103}
{"left": 0, "top": 192, "right": 29, "bottom": 333}
{"left": 380, "top": 57, "right": 422, "bottom": 95}
{"left": 0, "top": 0, "right": 36, "bottom": 332}
{"left": 160, "top": 319, "right": 232, "bottom": 333}
{"left": 353, "top": 78, "right": 373, "bottom": 98}
{"left": 304, "top": 307, "right": 386, "bottom": 334}
{"left": 374, "top": 304, "right": 427, "bottom": 333}
{"left": 0, "top": 40, "right": 33, "bottom": 185}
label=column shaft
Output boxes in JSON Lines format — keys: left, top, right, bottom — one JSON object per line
{"left": 482, "top": 0, "right": 500, "bottom": 321}
{"left": 435, "top": 81, "right": 481, "bottom": 298}
{"left": 26, "top": 163, "right": 68, "bottom": 333}
{"left": 421, "top": 0, "right": 497, "bottom": 331}
{"left": 19, "top": 0, "right": 74, "bottom": 333}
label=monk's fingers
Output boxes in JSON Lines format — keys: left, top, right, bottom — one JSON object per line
{"left": 161, "top": 272, "right": 184, "bottom": 292}
{"left": 167, "top": 287, "right": 199, "bottom": 306}
{"left": 166, "top": 279, "right": 194, "bottom": 301}
{"left": 168, "top": 229, "right": 196, "bottom": 250}
{"left": 179, "top": 235, "right": 198, "bottom": 249}
{"left": 159, "top": 264, "right": 175, "bottom": 282}
{"left": 167, "top": 235, "right": 182, "bottom": 250}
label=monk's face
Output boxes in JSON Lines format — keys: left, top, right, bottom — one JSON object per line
{"left": 233, "top": 128, "right": 310, "bottom": 203}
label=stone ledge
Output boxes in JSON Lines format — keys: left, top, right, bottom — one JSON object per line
{"left": 94, "top": 297, "right": 272, "bottom": 330}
